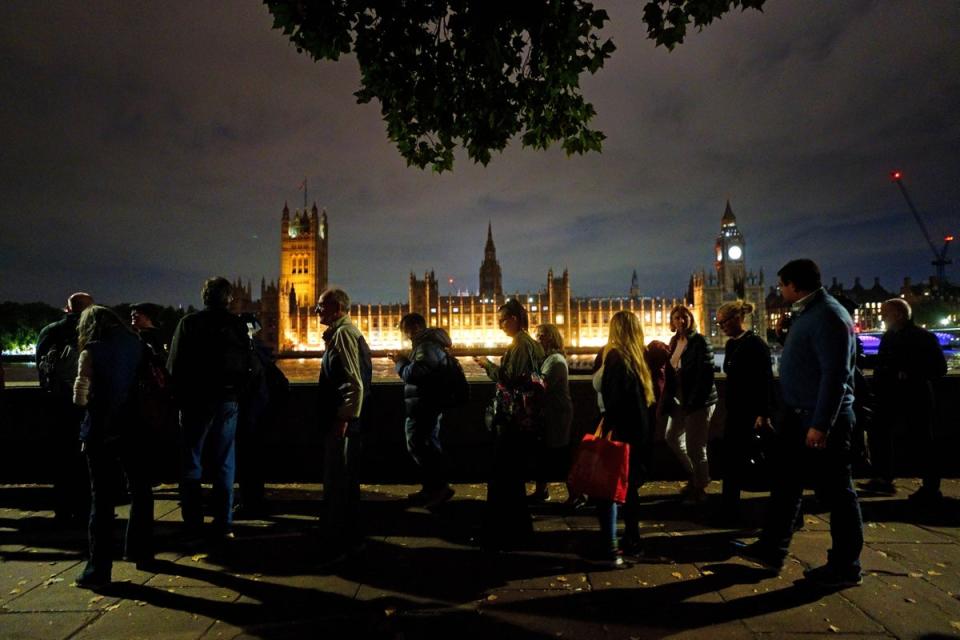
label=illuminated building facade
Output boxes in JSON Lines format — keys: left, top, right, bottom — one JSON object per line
{"left": 690, "top": 201, "right": 767, "bottom": 348}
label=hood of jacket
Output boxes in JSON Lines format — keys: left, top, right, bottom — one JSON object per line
{"left": 414, "top": 327, "right": 452, "bottom": 349}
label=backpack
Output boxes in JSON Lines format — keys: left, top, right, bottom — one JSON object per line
{"left": 38, "top": 343, "right": 79, "bottom": 397}
{"left": 135, "top": 342, "right": 175, "bottom": 435}
{"left": 435, "top": 350, "right": 470, "bottom": 409}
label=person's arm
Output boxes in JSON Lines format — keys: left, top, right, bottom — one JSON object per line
{"left": 332, "top": 327, "right": 364, "bottom": 420}
{"left": 397, "top": 343, "right": 441, "bottom": 385}
{"left": 687, "top": 334, "right": 715, "bottom": 407}
{"left": 920, "top": 331, "right": 948, "bottom": 380}
{"left": 810, "top": 311, "right": 854, "bottom": 434}
{"left": 73, "top": 349, "right": 93, "bottom": 407}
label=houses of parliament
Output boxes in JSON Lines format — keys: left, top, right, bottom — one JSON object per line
{"left": 232, "top": 200, "right": 768, "bottom": 353}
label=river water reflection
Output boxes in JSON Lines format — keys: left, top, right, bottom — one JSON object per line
{"left": 3, "top": 355, "right": 601, "bottom": 384}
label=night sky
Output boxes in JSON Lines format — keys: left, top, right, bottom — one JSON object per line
{"left": 1, "top": 1, "right": 958, "bottom": 309}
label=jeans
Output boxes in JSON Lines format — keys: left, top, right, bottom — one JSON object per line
{"left": 761, "top": 408, "right": 863, "bottom": 571}
{"left": 83, "top": 436, "right": 154, "bottom": 578}
{"left": 665, "top": 404, "right": 715, "bottom": 489}
{"left": 596, "top": 440, "right": 646, "bottom": 550}
{"left": 323, "top": 427, "right": 362, "bottom": 544}
{"left": 180, "top": 401, "right": 238, "bottom": 530}
{"left": 404, "top": 409, "right": 447, "bottom": 490}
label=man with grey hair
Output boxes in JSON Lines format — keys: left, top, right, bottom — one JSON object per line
{"left": 859, "top": 298, "right": 946, "bottom": 504}
{"left": 315, "top": 287, "right": 372, "bottom": 562}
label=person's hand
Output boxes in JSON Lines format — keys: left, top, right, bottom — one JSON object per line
{"left": 386, "top": 351, "right": 398, "bottom": 363}
{"left": 473, "top": 356, "right": 489, "bottom": 367}
{"left": 754, "top": 416, "right": 773, "bottom": 431}
{"left": 805, "top": 427, "right": 827, "bottom": 449}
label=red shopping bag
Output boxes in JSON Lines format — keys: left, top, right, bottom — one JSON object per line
{"left": 567, "top": 420, "right": 630, "bottom": 503}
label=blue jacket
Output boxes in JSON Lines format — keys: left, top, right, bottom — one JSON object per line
{"left": 779, "top": 288, "right": 855, "bottom": 432}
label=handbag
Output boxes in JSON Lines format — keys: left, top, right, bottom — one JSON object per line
{"left": 485, "top": 343, "right": 546, "bottom": 434}
{"left": 567, "top": 419, "right": 631, "bottom": 503}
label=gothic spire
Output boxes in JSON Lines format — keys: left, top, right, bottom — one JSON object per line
{"left": 721, "top": 199, "right": 736, "bottom": 225}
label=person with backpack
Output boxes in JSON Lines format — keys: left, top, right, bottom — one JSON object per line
{"left": 35, "top": 291, "right": 94, "bottom": 524}
{"left": 167, "top": 277, "right": 251, "bottom": 542}
{"left": 390, "top": 313, "right": 456, "bottom": 509}
{"left": 71, "top": 305, "right": 154, "bottom": 588}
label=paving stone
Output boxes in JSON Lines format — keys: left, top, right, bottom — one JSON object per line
{"left": 862, "top": 520, "right": 954, "bottom": 544}
{"left": 841, "top": 571, "right": 960, "bottom": 638}
{"left": 71, "top": 594, "right": 220, "bottom": 640}
{"left": 871, "top": 541, "right": 960, "bottom": 594}
{"left": 737, "top": 588, "right": 885, "bottom": 635}
{"left": 0, "top": 559, "right": 84, "bottom": 608}
{"left": 0, "top": 611, "right": 99, "bottom": 640}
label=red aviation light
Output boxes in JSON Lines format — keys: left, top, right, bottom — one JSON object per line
{"left": 890, "top": 170, "right": 902, "bottom": 181}
{"left": 946, "top": 236, "right": 955, "bottom": 243}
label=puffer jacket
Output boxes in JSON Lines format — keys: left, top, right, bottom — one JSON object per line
{"left": 396, "top": 327, "right": 453, "bottom": 419}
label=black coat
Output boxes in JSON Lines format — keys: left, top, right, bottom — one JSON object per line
{"left": 600, "top": 349, "right": 652, "bottom": 446}
{"left": 668, "top": 332, "right": 718, "bottom": 410}
{"left": 722, "top": 330, "right": 774, "bottom": 425}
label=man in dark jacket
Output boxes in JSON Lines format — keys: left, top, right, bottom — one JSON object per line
{"left": 35, "top": 291, "right": 94, "bottom": 523}
{"left": 391, "top": 313, "right": 455, "bottom": 508}
{"left": 736, "top": 259, "right": 863, "bottom": 589}
{"left": 167, "top": 277, "right": 251, "bottom": 540}
{"left": 861, "top": 298, "right": 947, "bottom": 504}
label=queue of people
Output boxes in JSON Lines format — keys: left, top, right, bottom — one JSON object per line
{"left": 32, "top": 257, "right": 949, "bottom": 590}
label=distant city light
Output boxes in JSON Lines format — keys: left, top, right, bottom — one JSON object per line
{"left": 941, "top": 318, "right": 951, "bottom": 326}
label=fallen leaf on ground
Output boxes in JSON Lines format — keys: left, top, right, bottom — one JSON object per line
{"left": 384, "top": 608, "right": 396, "bottom": 616}
{"left": 950, "top": 622, "right": 960, "bottom": 631}
{"left": 191, "top": 553, "right": 208, "bottom": 562}
{"left": 828, "top": 624, "right": 840, "bottom": 633}
{"left": 701, "top": 569, "right": 714, "bottom": 576}
{"left": 905, "top": 598, "right": 917, "bottom": 604}
{"left": 928, "top": 570, "right": 943, "bottom": 576}
{"left": 908, "top": 572, "right": 924, "bottom": 578}
{"left": 671, "top": 572, "right": 683, "bottom": 580}
{"left": 104, "top": 603, "right": 121, "bottom": 612}
{"left": 89, "top": 596, "right": 104, "bottom": 603}
{"left": 486, "top": 595, "right": 498, "bottom": 601}
{"left": 42, "top": 577, "right": 64, "bottom": 587}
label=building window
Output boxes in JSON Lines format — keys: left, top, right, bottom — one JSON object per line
{"left": 555, "top": 313, "right": 564, "bottom": 324}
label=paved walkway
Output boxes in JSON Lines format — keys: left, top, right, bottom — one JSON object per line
{"left": 0, "top": 479, "right": 958, "bottom": 639}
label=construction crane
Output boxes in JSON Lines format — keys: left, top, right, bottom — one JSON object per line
{"left": 889, "top": 170, "right": 953, "bottom": 285}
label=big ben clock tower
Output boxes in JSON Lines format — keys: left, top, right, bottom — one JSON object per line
{"left": 715, "top": 199, "right": 746, "bottom": 297}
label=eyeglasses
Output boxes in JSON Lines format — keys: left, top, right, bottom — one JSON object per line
{"left": 716, "top": 316, "right": 735, "bottom": 326}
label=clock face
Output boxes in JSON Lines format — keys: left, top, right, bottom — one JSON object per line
{"left": 288, "top": 227, "right": 299, "bottom": 239}
{"left": 727, "top": 245, "right": 742, "bottom": 260}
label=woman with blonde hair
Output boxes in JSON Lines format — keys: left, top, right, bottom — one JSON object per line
{"left": 591, "top": 310, "right": 655, "bottom": 564}
{"left": 72, "top": 305, "right": 153, "bottom": 589}
{"left": 715, "top": 299, "right": 773, "bottom": 523}
{"left": 665, "top": 304, "right": 718, "bottom": 504}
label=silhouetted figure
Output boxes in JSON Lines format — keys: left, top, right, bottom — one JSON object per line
{"left": 861, "top": 298, "right": 947, "bottom": 505}
{"left": 72, "top": 305, "right": 153, "bottom": 589}
{"left": 36, "top": 291, "right": 94, "bottom": 524}
{"left": 167, "top": 277, "right": 251, "bottom": 541}
{"left": 391, "top": 313, "right": 455, "bottom": 509}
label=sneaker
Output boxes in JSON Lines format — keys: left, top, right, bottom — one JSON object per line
{"left": 731, "top": 540, "right": 784, "bottom": 572}
{"left": 75, "top": 568, "right": 111, "bottom": 590}
{"left": 422, "top": 486, "right": 456, "bottom": 509}
{"left": 858, "top": 478, "right": 896, "bottom": 496}
{"left": 682, "top": 488, "right": 708, "bottom": 505}
{"left": 802, "top": 564, "right": 863, "bottom": 588}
